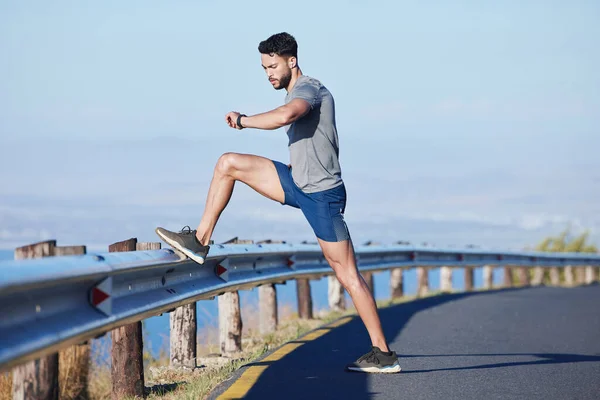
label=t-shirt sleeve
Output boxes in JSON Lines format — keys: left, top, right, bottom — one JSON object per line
{"left": 289, "top": 81, "right": 320, "bottom": 108}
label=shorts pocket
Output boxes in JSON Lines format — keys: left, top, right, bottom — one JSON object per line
{"left": 328, "top": 200, "right": 350, "bottom": 241}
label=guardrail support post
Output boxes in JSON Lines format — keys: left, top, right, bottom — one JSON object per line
{"left": 575, "top": 267, "right": 586, "bottom": 285}
{"left": 296, "top": 279, "right": 313, "bottom": 319}
{"left": 109, "top": 238, "right": 145, "bottom": 400}
{"left": 218, "top": 292, "right": 243, "bottom": 354}
{"left": 259, "top": 284, "right": 278, "bottom": 334}
{"left": 217, "top": 238, "right": 248, "bottom": 354}
{"left": 564, "top": 265, "right": 574, "bottom": 286}
{"left": 517, "top": 266, "right": 530, "bottom": 287}
{"left": 328, "top": 276, "right": 346, "bottom": 311}
{"left": 256, "top": 239, "right": 280, "bottom": 334}
{"left": 503, "top": 266, "right": 513, "bottom": 288}
{"left": 531, "top": 266, "right": 545, "bottom": 286}
{"left": 170, "top": 302, "right": 197, "bottom": 368}
{"left": 549, "top": 267, "right": 561, "bottom": 285}
{"left": 440, "top": 266, "right": 452, "bottom": 293}
{"left": 464, "top": 266, "right": 474, "bottom": 291}
{"left": 584, "top": 266, "right": 596, "bottom": 284}
{"left": 390, "top": 268, "right": 403, "bottom": 299}
{"left": 54, "top": 245, "right": 89, "bottom": 400}
{"left": 12, "top": 240, "right": 59, "bottom": 400}
{"left": 483, "top": 265, "right": 493, "bottom": 289}
{"left": 158, "top": 236, "right": 198, "bottom": 369}
{"left": 416, "top": 266, "right": 428, "bottom": 297}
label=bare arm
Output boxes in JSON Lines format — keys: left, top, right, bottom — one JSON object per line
{"left": 225, "top": 98, "right": 311, "bottom": 131}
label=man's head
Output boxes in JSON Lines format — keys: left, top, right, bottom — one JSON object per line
{"left": 258, "top": 32, "right": 298, "bottom": 90}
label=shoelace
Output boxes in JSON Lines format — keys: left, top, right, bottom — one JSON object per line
{"left": 179, "top": 225, "right": 197, "bottom": 235}
{"left": 357, "top": 349, "right": 379, "bottom": 364}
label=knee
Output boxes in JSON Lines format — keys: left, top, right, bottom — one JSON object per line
{"left": 216, "top": 152, "right": 239, "bottom": 177}
{"left": 330, "top": 261, "right": 361, "bottom": 291}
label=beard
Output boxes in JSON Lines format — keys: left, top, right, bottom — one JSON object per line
{"left": 274, "top": 69, "right": 292, "bottom": 90}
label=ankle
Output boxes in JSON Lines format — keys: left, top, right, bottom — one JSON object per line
{"left": 195, "top": 232, "right": 208, "bottom": 246}
{"left": 374, "top": 343, "right": 390, "bottom": 353}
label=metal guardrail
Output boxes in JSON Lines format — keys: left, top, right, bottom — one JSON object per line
{"left": 1, "top": 243, "right": 599, "bottom": 372}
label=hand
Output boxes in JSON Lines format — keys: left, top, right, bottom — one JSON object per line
{"left": 225, "top": 111, "right": 242, "bottom": 130}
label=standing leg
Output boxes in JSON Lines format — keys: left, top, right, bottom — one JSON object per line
{"left": 318, "top": 238, "right": 389, "bottom": 352}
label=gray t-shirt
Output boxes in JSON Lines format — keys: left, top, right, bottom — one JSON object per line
{"left": 284, "top": 75, "right": 343, "bottom": 193}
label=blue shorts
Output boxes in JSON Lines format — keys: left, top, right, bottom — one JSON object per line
{"left": 272, "top": 160, "right": 350, "bottom": 242}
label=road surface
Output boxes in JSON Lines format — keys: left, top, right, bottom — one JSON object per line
{"left": 210, "top": 284, "right": 600, "bottom": 399}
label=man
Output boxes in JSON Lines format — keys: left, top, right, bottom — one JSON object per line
{"left": 156, "top": 32, "right": 401, "bottom": 373}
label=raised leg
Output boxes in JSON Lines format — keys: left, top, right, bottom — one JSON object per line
{"left": 318, "top": 237, "right": 390, "bottom": 352}
{"left": 195, "top": 152, "right": 285, "bottom": 245}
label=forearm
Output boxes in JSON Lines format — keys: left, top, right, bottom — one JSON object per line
{"left": 240, "top": 107, "right": 290, "bottom": 130}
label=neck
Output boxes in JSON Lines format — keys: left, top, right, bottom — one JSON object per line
{"left": 285, "top": 67, "right": 303, "bottom": 92}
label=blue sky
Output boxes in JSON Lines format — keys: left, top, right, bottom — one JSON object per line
{"left": 1, "top": 1, "right": 599, "bottom": 251}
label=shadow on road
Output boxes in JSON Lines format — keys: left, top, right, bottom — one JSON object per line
{"left": 399, "top": 352, "right": 600, "bottom": 374}
{"left": 220, "top": 288, "right": 522, "bottom": 399}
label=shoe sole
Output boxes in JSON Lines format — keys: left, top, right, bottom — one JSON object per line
{"left": 346, "top": 362, "right": 402, "bottom": 373}
{"left": 155, "top": 229, "right": 206, "bottom": 265}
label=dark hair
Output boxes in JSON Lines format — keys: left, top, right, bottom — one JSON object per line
{"left": 258, "top": 32, "right": 298, "bottom": 58}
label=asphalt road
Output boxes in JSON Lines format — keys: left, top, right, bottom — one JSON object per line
{"left": 209, "top": 284, "right": 600, "bottom": 399}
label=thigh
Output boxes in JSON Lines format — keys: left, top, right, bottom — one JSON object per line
{"left": 318, "top": 237, "right": 358, "bottom": 276}
{"left": 227, "top": 153, "right": 285, "bottom": 204}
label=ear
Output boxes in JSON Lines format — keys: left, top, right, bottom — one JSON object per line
{"left": 288, "top": 56, "right": 297, "bottom": 69}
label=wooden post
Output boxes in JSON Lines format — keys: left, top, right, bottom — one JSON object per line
{"left": 362, "top": 271, "right": 375, "bottom": 297}
{"left": 217, "top": 238, "right": 249, "bottom": 354}
{"left": 218, "top": 292, "right": 243, "bottom": 354}
{"left": 327, "top": 275, "right": 346, "bottom": 312}
{"left": 14, "top": 240, "right": 55, "bottom": 259}
{"left": 109, "top": 238, "right": 145, "bottom": 400}
{"left": 255, "top": 238, "right": 279, "bottom": 335}
{"left": 416, "top": 266, "right": 428, "bottom": 297}
{"left": 54, "top": 245, "right": 86, "bottom": 256}
{"left": 12, "top": 240, "right": 59, "bottom": 400}
{"left": 162, "top": 236, "right": 197, "bottom": 369}
{"left": 464, "top": 266, "right": 474, "bottom": 292}
{"left": 170, "top": 303, "right": 197, "bottom": 368}
{"left": 549, "top": 267, "right": 561, "bottom": 286}
{"left": 440, "top": 266, "right": 452, "bottom": 293}
{"left": 585, "top": 266, "right": 596, "bottom": 285}
{"left": 503, "top": 266, "right": 513, "bottom": 288}
{"left": 517, "top": 267, "right": 530, "bottom": 286}
{"left": 55, "top": 245, "right": 89, "bottom": 400}
{"left": 564, "top": 265, "right": 574, "bottom": 286}
{"left": 390, "top": 268, "right": 403, "bottom": 299}
{"left": 259, "top": 284, "right": 278, "bottom": 334}
{"left": 296, "top": 278, "right": 313, "bottom": 319}
{"left": 483, "top": 265, "right": 493, "bottom": 289}
{"left": 531, "top": 266, "right": 544, "bottom": 286}
{"left": 575, "top": 267, "right": 586, "bottom": 285}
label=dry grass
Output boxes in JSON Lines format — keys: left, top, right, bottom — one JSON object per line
{"left": 0, "top": 372, "right": 11, "bottom": 400}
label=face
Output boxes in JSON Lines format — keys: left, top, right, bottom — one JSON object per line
{"left": 261, "top": 53, "right": 294, "bottom": 90}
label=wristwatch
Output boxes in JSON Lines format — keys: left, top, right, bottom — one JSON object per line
{"left": 236, "top": 114, "right": 247, "bottom": 129}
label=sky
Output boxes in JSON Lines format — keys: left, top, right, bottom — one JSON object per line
{"left": 0, "top": 0, "right": 599, "bottom": 252}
